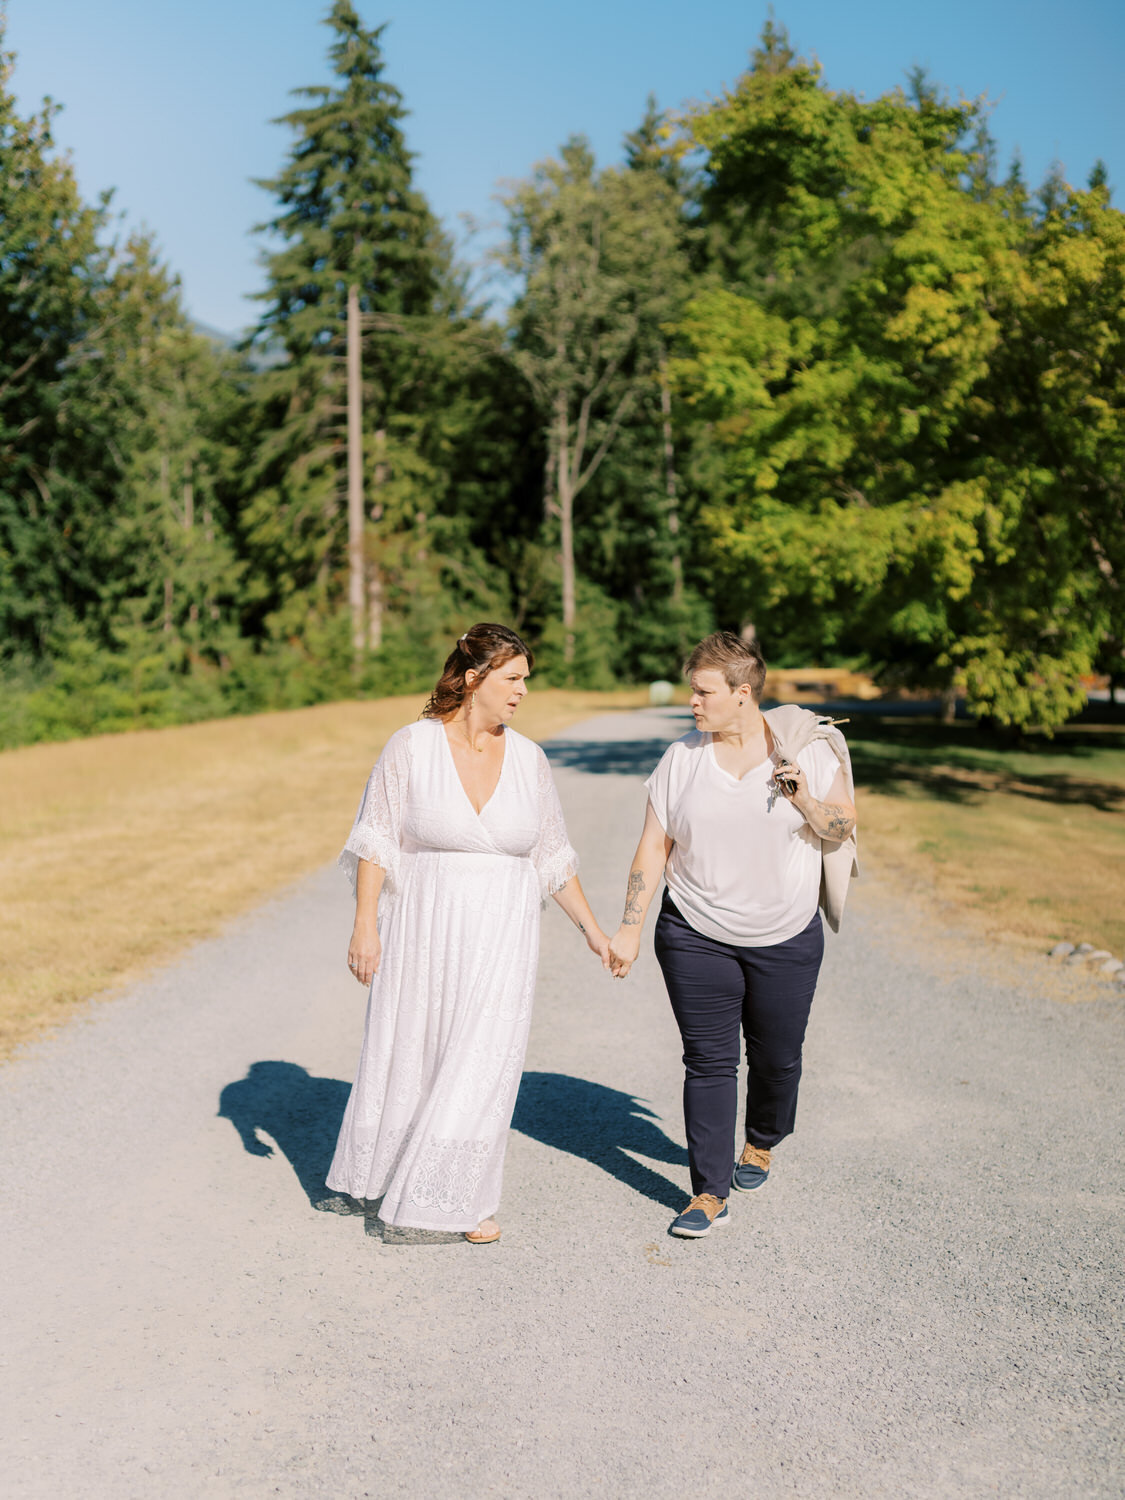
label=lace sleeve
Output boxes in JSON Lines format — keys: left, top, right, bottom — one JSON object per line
{"left": 530, "top": 748, "right": 579, "bottom": 900}
{"left": 338, "top": 726, "right": 413, "bottom": 896}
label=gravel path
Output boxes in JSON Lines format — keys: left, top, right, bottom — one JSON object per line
{"left": 1, "top": 707, "right": 1121, "bottom": 1499}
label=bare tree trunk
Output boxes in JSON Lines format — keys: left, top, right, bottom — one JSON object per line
{"left": 367, "top": 428, "right": 386, "bottom": 652}
{"left": 542, "top": 443, "right": 557, "bottom": 523}
{"left": 163, "top": 576, "right": 173, "bottom": 632}
{"left": 183, "top": 458, "right": 194, "bottom": 531}
{"left": 556, "top": 393, "right": 576, "bottom": 666}
{"left": 659, "top": 353, "right": 683, "bottom": 605}
{"left": 941, "top": 684, "right": 958, "bottom": 724}
{"left": 347, "top": 283, "right": 365, "bottom": 663}
{"left": 367, "top": 569, "right": 383, "bottom": 652}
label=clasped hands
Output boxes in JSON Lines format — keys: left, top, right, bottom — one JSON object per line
{"left": 348, "top": 914, "right": 636, "bottom": 987}
{"left": 574, "top": 918, "right": 638, "bottom": 979}
{"left": 606, "top": 924, "right": 639, "bottom": 980}
{"left": 579, "top": 923, "right": 637, "bottom": 979}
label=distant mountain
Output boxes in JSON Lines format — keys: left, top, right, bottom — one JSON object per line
{"left": 191, "top": 320, "right": 286, "bottom": 370}
{"left": 192, "top": 320, "right": 240, "bottom": 350}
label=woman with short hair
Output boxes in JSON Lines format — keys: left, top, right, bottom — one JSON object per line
{"left": 609, "top": 631, "right": 857, "bottom": 1238}
{"left": 325, "top": 623, "right": 610, "bottom": 1244}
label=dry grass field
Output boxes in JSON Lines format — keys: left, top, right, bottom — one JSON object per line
{"left": 0, "top": 689, "right": 645, "bottom": 1057}
{"left": 2, "top": 692, "right": 1122, "bottom": 1059}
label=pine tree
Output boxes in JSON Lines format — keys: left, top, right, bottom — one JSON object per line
{"left": 244, "top": 1, "right": 447, "bottom": 663}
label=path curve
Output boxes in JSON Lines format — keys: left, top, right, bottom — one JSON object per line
{"left": 1, "top": 707, "right": 1121, "bottom": 1498}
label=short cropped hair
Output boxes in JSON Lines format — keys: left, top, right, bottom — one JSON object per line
{"left": 684, "top": 631, "right": 767, "bottom": 701}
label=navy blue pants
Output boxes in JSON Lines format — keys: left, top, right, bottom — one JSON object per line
{"left": 653, "top": 892, "right": 824, "bottom": 1199}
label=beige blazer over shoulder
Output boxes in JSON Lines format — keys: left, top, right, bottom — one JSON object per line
{"left": 763, "top": 704, "right": 859, "bottom": 934}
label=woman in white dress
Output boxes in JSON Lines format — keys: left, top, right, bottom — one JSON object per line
{"left": 325, "top": 623, "right": 610, "bottom": 1244}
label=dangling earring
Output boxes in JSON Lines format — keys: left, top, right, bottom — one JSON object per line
{"left": 470, "top": 691, "right": 476, "bottom": 711}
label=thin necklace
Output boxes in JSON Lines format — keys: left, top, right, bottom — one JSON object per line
{"left": 450, "top": 723, "right": 491, "bottom": 753}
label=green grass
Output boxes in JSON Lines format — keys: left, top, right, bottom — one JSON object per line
{"left": 851, "top": 710, "right": 1125, "bottom": 961}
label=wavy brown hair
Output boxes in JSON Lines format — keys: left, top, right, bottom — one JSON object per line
{"left": 422, "top": 623, "right": 534, "bottom": 720}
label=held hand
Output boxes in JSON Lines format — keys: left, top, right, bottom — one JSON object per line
{"left": 347, "top": 924, "right": 381, "bottom": 987}
{"left": 584, "top": 926, "right": 612, "bottom": 970}
{"left": 608, "top": 924, "right": 641, "bottom": 979}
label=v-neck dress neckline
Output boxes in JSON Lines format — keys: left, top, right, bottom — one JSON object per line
{"left": 438, "top": 718, "right": 508, "bottom": 817}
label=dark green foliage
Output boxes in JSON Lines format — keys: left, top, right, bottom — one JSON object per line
{"left": 1, "top": 11, "right": 1121, "bottom": 744}
{"left": 240, "top": 1, "right": 524, "bottom": 680}
{"left": 0, "top": 26, "right": 246, "bottom": 741}
{"left": 0, "top": 47, "right": 107, "bottom": 655}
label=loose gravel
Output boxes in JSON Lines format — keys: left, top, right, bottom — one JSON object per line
{"left": 0, "top": 706, "right": 1121, "bottom": 1499}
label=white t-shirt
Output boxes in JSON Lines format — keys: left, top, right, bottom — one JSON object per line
{"left": 644, "top": 730, "right": 841, "bottom": 947}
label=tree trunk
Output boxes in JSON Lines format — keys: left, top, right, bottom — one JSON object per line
{"left": 346, "top": 283, "right": 365, "bottom": 662}
{"left": 658, "top": 353, "right": 683, "bottom": 605}
{"left": 941, "top": 684, "right": 958, "bottom": 724}
{"left": 367, "top": 568, "right": 383, "bottom": 652}
{"left": 556, "top": 393, "right": 576, "bottom": 666}
{"left": 367, "top": 428, "right": 386, "bottom": 652}
{"left": 182, "top": 458, "right": 193, "bottom": 531}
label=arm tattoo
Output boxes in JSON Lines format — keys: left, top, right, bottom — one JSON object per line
{"left": 817, "top": 802, "right": 856, "bottom": 840}
{"left": 623, "top": 870, "right": 645, "bottom": 925}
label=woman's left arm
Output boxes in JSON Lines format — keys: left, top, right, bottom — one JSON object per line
{"left": 778, "top": 761, "right": 857, "bottom": 842}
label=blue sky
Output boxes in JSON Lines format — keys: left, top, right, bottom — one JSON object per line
{"left": 7, "top": 0, "right": 1123, "bottom": 334}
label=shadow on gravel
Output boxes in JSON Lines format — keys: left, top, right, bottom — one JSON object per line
{"left": 217, "top": 1063, "right": 690, "bottom": 1228}
{"left": 217, "top": 1061, "right": 348, "bottom": 1208}
{"left": 512, "top": 1071, "right": 688, "bottom": 1210}
{"left": 543, "top": 739, "right": 677, "bottom": 778}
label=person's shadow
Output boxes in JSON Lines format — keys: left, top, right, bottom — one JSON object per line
{"left": 511, "top": 1072, "right": 688, "bottom": 1210}
{"left": 218, "top": 1063, "right": 689, "bottom": 1225}
{"left": 217, "top": 1061, "right": 351, "bottom": 1208}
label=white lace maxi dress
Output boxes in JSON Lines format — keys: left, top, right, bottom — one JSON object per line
{"left": 326, "top": 718, "right": 578, "bottom": 1231}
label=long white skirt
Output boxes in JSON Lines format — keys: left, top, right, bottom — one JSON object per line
{"left": 326, "top": 849, "right": 540, "bottom": 1231}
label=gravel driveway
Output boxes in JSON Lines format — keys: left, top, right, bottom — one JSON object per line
{"left": 1, "top": 707, "right": 1121, "bottom": 1498}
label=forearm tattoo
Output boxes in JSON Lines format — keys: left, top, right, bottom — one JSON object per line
{"left": 815, "top": 801, "right": 856, "bottom": 840}
{"left": 623, "top": 870, "right": 645, "bottom": 926}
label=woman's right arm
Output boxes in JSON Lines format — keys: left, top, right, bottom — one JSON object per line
{"left": 608, "top": 799, "right": 673, "bottom": 978}
{"left": 348, "top": 858, "right": 386, "bottom": 986}
{"left": 341, "top": 728, "right": 411, "bottom": 987}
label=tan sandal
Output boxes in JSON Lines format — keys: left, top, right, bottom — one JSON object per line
{"left": 464, "top": 1218, "right": 500, "bottom": 1244}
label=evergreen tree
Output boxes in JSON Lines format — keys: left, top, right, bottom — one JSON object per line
{"left": 85, "top": 234, "right": 245, "bottom": 661}
{"left": 0, "top": 27, "right": 107, "bottom": 657}
{"left": 244, "top": 1, "right": 454, "bottom": 670}
{"left": 1, "top": 19, "right": 242, "bottom": 694}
